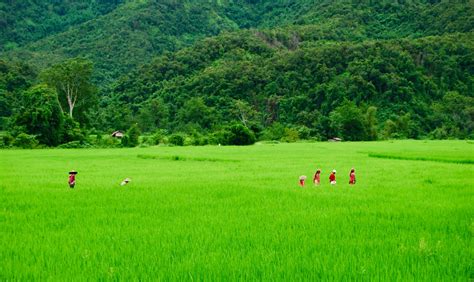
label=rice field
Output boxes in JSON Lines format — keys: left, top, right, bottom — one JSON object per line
{"left": 0, "top": 140, "right": 473, "bottom": 280}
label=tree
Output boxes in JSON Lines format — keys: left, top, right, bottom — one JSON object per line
{"left": 122, "top": 124, "right": 141, "bottom": 147}
{"left": 431, "top": 91, "right": 474, "bottom": 138}
{"left": 365, "top": 106, "right": 378, "bottom": 140}
{"left": 41, "top": 58, "right": 96, "bottom": 122}
{"left": 383, "top": 119, "right": 397, "bottom": 139}
{"left": 226, "top": 124, "right": 256, "bottom": 145}
{"left": 137, "top": 98, "right": 169, "bottom": 132}
{"left": 177, "top": 97, "right": 215, "bottom": 130}
{"left": 231, "top": 99, "right": 258, "bottom": 127}
{"left": 329, "top": 100, "right": 367, "bottom": 141}
{"left": 12, "top": 84, "right": 63, "bottom": 146}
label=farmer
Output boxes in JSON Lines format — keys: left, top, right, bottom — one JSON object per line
{"left": 299, "top": 175, "right": 307, "bottom": 187}
{"left": 68, "top": 170, "right": 77, "bottom": 188}
{"left": 349, "top": 168, "right": 356, "bottom": 185}
{"left": 121, "top": 178, "right": 131, "bottom": 186}
{"left": 329, "top": 170, "right": 336, "bottom": 185}
{"left": 313, "top": 169, "right": 321, "bottom": 185}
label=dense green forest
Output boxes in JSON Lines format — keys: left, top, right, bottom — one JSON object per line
{"left": 0, "top": 0, "right": 125, "bottom": 51}
{"left": 3, "top": 1, "right": 473, "bottom": 84}
{"left": 0, "top": 0, "right": 473, "bottom": 147}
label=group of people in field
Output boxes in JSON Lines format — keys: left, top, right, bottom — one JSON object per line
{"left": 68, "top": 168, "right": 356, "bottom": 189}
{"left": 68, "top": 170, "right": 131, "bottom": 188}
{"left": 299, "top": 168, "right": 356, "bottom": 187}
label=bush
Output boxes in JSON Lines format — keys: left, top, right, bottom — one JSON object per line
{"left": 226, "top": 124, "right": 256, "bottom": 145}
{"left": 188, "top": 132, "right": 209, "bottom": 146}
{"left": 210, "top": 125, "right": 256, "bottom": 146}
{"left": 297, "top": 126, "right": 311, "bottom": 140}
{"left": 210, "top": 129, "right": 233, "bottom": 145}
{"left": 260, "top": 122, "right": 286, "bottom": 141}
{"left": 57, "top": 141, "right": 92, "bottom": 149}
{"left": 281, "top": 128, "right": 299, "bottom": 143}
{"left": 61, "top": 116, "right": 85, "bottom": 143}
{"left": 169, "top": 133, "right": 185, "bottom": 146}
{"left": 1, "top": 133, "right": 14, "bottom": 147}
{"left": 13, "top": 133, "right": 38, "bottom": 148}
{"left": 122, "top": 124, "right": 141, "bottom": 147}
{"left": 150, "top": 129, "right": 167, "bottom": 145}
{"left": 97, "top": 136, "right": 121, "bottom": 148}
{"left": 140, "top": 136, "right": 149, "bottom": 145}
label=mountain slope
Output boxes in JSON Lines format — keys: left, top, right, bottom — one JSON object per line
{"left": 0, "top": 0, "right": 125, "bottom": 51}
{"left": 2, "top": 0, "right": 473, "bottom": 85}
{"left": 98, "top": 30, "right": 473, "bottom": 139}
{"left": 3, "top": 1, "right": 242, "bottom": 84}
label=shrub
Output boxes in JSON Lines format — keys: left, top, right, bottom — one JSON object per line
{"left": 281, "top": 128, "right": 299, "bottom": 143}
{"left": 226, "top": 124, "right": 256, "bottom": 145}
{"left": 57, "top": 141, "right": 92, "bottom": 149}
{"left": 210, "top": 129, "right": 233, "bottom": 145}
{"left": 61, "top": 116, "right": 85, "bottom": 143}
{"left": 1, "top": 133, "right": 14, "bottom": 147}
{"left": 260, "top": 123, "right": 286, "bottom": 141}
{"left": 98, "top": 136, "right": 120, "bottom": 147}
{"left": 150, "top": 129, "right": 167, "bottom": 145}
{"left": 13, "top": 133, "right": 38, "bottom": 148}
{"left": 297, "top": 126, "right": 311, "bottom": 140}
{"left": 122, "top": 124, "right": 141, "bottom": 147}
{"left": 169, "top": 133, "right": 185, "bottom": 146}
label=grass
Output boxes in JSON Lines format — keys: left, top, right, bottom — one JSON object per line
{"left": 0, "top": 140, "right": 473, "bottom": 280}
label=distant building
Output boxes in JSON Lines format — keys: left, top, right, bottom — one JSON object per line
{"left": 111, "top": 131, "right": 124, "bottom": 138}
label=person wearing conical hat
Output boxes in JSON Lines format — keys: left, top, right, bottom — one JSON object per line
{"left": 299, "top": 175, "right": 307, "bottom": 187}
{"left": 68, "top": 170, "right": 77, "bottom": 188}
{"left": 121, "top": 178, "right": 131, "bottom": 186}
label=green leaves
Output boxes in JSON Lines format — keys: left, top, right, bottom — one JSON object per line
{"left": 41, "top": 58, "right": 96, "bottom": 124}
{"left": 12, "top": 84, "right": 63, "bottom": 146}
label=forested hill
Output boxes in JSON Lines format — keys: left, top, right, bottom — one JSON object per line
{"left": 100, "top": 31, "right": 473, "bottom": 140}
{"left": 0, "top": 0, "right": 126, "bottom": 51}
{"left": 0, "top": 0, "right": 473, "bottom": 146}
{"left": 2, "top": 1, "right": 473, "bottom": 84}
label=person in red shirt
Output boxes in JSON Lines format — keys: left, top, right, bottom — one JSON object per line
{"left": 313, "top": 169, "right": 321, "bottom": 186}
{"left": 299, "top": 175, "right": 307, "bottom": 187}
{"left": 349, "top": 168, "right": 356, "bottom": 185}
{"left": 329, "top": 170, "right": 336, "bottom": 185}
{"left": 68, "top": 170, "right": 77, "bottom": 188}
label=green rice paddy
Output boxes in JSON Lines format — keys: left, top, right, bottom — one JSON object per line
{"left": 1, "top": 140, "right": 473, "bottom": 280}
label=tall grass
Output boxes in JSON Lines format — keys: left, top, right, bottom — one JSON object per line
{"left": 0, "top": 140, "right": 472, "bottom": 280}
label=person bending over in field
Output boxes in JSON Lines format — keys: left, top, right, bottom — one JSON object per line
{"left": 349, "top": 168, "right": 356, "bottom": 185}
{"left": 68, "top": 170, "right": 77, "bottom": 188}
{"left": 121, "top": 178, "right": 131, "bottom": 186}
{"left": 313, "top": 169, "right": 321, "bottom": 186}
{"left": 329, "top": 170, "right": 336, "bottom": 185}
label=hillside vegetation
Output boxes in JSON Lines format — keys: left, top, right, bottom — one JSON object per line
{"left": 3, "top": 1, "right": 473, "bottom": 83}
{"left": 100, "top": 31, "right": 473, "bottom": 140}
{"left": 0, "top": 0, "right": 125, "bottom": 51}
{"left": 0, "top": 0, "right": 473, "bottom": 146}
